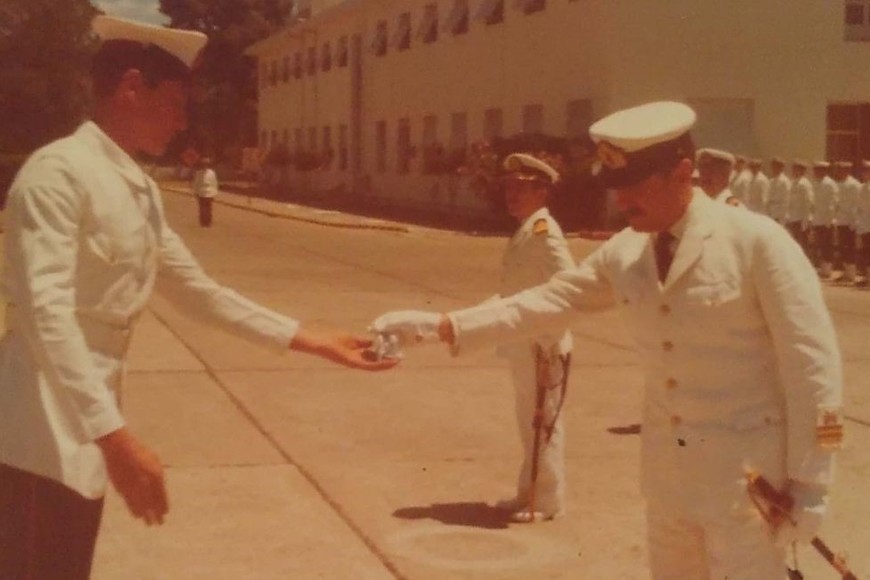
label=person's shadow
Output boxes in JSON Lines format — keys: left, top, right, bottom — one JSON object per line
{"left": 393, "top": 502, "right": 512, "bottom": 530}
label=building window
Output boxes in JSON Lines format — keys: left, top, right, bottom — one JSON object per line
{"left": 376, "top": 120, "right": 387, "bottom": 172}
{"left": 845, "top": 1, "right": 870, "bottom": 40}
{"left": 566, "top": 99, "right": 593, "bottom": 138}
{"left": 322, "top": 126, "right": 333, "bottom": 167}
{"left": 522, "top": 104, "right": 544, "bottom": 134}
{"left": 322, "top": 42, "right": 332, "bottom": 72}
{"left": 447, "top": 0, "right": 470, "bottom": 35}
{"left": 519, "top": 0, "right": 546, "bottom": 14}
{"left": 418, "top": 4, "right": 439, "bottom": 43}
{"left": 422, "top": 114, "right": 441, "bottom": 174}
{"left": 483, "top": 107, "right": 503, "bottom": 140}
{"left": 394, "top": 12, "right": 412, "bottom": 50}
{"left": 308, "top": 126, "right": 317, "bottom": 154}
{"left": 825, "top": 103, "right": 870, "bottom": 160}
{"left": 450, "top": 112, "right": 468, "bottom": 168}
{"left": 397, "top": 118, "right": 412, "bottom": 174}
{"left": 372, "top": 20, "right": 388, "bottom": 56}
{"left": 293, "top": 52, "right": 303, "bottom": 78}
{"left": 294, "top": 128, "right": 304, "bottom": 154}
{"left": 339, "top": 124, "right": 349, "bottom": 170}
{"left": 338, "top": 36, "right": 349, "bottom": 66}
{"left": 281, "top": 56, "right": 290, "bottom": 82}
{"left": 307, "top": 46, "right": 317, "bottom": 75}
{"left": 476, "top": 0, "right": 504, "bottom": 25}
{"left": 269, "top": 60, "right": 277, "bottom": 86}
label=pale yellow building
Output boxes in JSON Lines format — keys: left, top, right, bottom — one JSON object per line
{"left": 246, "top": 0, "right": 870, "bottom": 220}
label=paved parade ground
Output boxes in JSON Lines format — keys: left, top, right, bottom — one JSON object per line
{"left": 75, "top": 186, "right": 870, "bottom": 579}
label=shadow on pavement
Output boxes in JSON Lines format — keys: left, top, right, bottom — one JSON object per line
{"left": 606, "top": 423, "right": 642, "bottom": 435}
{"left": 393, "top": 501, "right": 512, "bottom": 530}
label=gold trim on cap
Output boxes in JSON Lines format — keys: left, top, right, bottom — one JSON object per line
{"left": 597, "top": 141, "right": 628, "bottom": 170}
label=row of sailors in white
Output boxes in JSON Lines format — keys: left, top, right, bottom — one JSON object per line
{"left": 706, "top": 151, "right": 870, "bottom": 236}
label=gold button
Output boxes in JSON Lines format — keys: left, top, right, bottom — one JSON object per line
{"left": 662, "top": 340, "right": 674, "bottom": 352}
{"left": 666, "top": 378, "right": 678, "bottom": 389}
{"left": 660, "top": 304, "right": 671, "bottom": 315}
{"left": 670, "top": 415, "right": 682, "bottom": 426}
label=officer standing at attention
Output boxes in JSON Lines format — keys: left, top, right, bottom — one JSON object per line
{"left": 787, "top": 159, "right": 815, "bottom": 258}
{"left": 489, "top": 152, "right": 574, "bottom": 523}
{"left": 766, "top": 157, "right": 792, "bottom": 225}
{"left": 855, "top": 160, "right": 870, "bottom": 288}
{"left": 0, "top": 15, "right": 394, "bottom": 580}
{"left": 373, "top": 101, "right": 843, "bottom": 580}
{"left": 730, "top": 155, "right": 752, "bottom": 205}
{"left": 192, "top": 156, "right": 219, "bottom": 227}
{"left": 811, "top": 161, "right": 839, "bottom": 278}
{"left": 746, "top": 158, "right": 770, "bottom": 214}
{"left": 832, "top": 161, "right": 860, "bottom": 283}
{"left": 695, "top": 147, "right": 742, "bottom": 206}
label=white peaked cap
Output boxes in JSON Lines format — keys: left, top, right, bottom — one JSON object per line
{"left": 503, "top": 153, "right": 560, "bottom": 184}
{"left": 697, "top": 148, "right": 735, "bottom": 165}
{"left": 92, "top": 14, "right": 208, "bottom": 69}
{"left": 589, "top": 101, "right": 696, "bottom": 153}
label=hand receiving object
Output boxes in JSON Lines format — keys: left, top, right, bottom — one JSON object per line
{"left": 369, "top": 310, "right": 442, "bottom": 347}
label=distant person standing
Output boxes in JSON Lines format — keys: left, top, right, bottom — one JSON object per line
{"left": 696, "top": 148, "right": 742, "bottom": 206}
{"left": 747, "top": 158, "right": 770, "bottom": 214}
{"left": 192, "top": 156, "right": 218, "bottom": 227}
{"left": 787, "top": 160, "right": 815, "bottom": 258}
{"left": 855, "top": 160, "right": 870, "bottom": 287}
{"left": 766, "top": 157, "right": 791, "bottom": 224}
{"left": 812, "top": 161, "right": 839, "bottom": 278}
{"left": 730, "top": 155, "right": 752, "bottom": 205}
{"left": 832, "top": 161, "right": 860, "bottom": 282}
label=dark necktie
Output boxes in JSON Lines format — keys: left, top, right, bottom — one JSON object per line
{"left": 655, "top": 232, "right": 676, "bottom": 283}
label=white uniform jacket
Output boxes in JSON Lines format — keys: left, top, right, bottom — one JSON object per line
{"left": 730, "top": 169, "right": 752, "bottom": 204}
{"left": 835, "top": 175, "right": 860, "bottom": 229}
{"left": 812, "top": 176, "right": 839, "bottom": 227}
{"left": 497, "top": 207, "right": 573, "bottom": 357}
{"left": 767, "top": 173, "right": 792, "bottom": 222}
{"left": 789, "top": 176, "right": 814, "bottom": 226}
{"left": 747, "top": 172, "right": 770, "bottom": 214}
{"left": 193, "top": 168, "right": 219, "bottom": 199}
{"left": 448, "top": 192, "right": 842, "bottom": 514}
{"left": 0, "top": 122, "right": 300, "bottom": 498}
{"left": 856, "top": 184, "right": 870, "bottom": 236}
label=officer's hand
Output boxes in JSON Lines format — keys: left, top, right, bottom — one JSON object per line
{"left": 290, "top": 327, "right": 399, "bottom": 370}
{"left": 369, "top": 310, "right": 443, "bottom": 347}
{"left": 774, "top": 481, "right": 828, "bottom": 547}
{"left": 96, "top": 428, "right": 168, "bottom": 526}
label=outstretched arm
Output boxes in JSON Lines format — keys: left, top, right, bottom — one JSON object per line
{"left": 290, "top": 325, "right": 398, "bottom": 371}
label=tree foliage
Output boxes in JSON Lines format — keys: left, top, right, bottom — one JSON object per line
{"left": 0, "top": 0, "right": 98, "bottom": 154}
{"left": 159, "top": 0, "right": 295, "bottom": 164}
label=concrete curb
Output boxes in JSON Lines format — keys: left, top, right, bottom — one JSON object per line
{"left": 161, "top": 185, "right": 411, "bottom": 234}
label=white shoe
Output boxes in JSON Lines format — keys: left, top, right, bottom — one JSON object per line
{"left": 494, "top": 496, "right": 563, "bottom": 523}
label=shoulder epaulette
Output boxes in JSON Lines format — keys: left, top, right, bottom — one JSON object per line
{"left": 532, "top": 218, "right": 549, "bottom": 236}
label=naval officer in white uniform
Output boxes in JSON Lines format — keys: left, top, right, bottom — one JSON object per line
{"left": 0, "top": 15, "right": 394, "bottom": 579}
{"left": 491, "top": 153, "right": 574, "bottom": 523}
{"left": 372, "top": 102, "right": 843, "bottom": 579}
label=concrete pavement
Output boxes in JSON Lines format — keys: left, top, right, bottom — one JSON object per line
{"left": 9, "top": 184, "right": 866, "bottom": 579}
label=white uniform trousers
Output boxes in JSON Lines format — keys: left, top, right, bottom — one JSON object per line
{"left": 508, "top": 345, "right": 567, "bottom": 513}
{"left": 646, "top": 499, "right": 786, "bottom": 580}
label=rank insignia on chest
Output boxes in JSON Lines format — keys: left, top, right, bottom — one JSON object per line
{"left": 533, "top": 219, "right": 549, "bottom": 235}
{"left": 816, "top": 408, "right": 844, "bottom": 448}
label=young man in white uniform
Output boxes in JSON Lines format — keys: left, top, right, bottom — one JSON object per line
{"left": 373, "top": 102, "right": 843, "bottom": 580}
{"left": 766, "top": 157, "right": 792, "bottom": 225}
{"left": 491, "top": 153, "right": 574, "bottom": 522}
{"left": 0, "top": 16, "right": 393, "bottom": 579}
{"left": 696, "top": 148, "right": 741, "bottom": 206}
{"left": 787, "top": 160, "right": 814, "bottom": 258}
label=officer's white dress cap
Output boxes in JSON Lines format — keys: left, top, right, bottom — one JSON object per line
{"left": 92, "top": 15, "right": 207, "bottom": 69}
{"left": 696, "top": 148, "right": 735, "bottom": 165}
{"left": 589, "top": 101, "right": 696, "bottom": 188}
{"left": 792, "top": 159, "right": 808, "bottom": 168}
{"left": 814, "top": 161, "right": 831, "bottom": 169}
{"left": 503, "top": 153, "right": 560, "bottom": 184}
{"left": 862, "top": 159, "right": 870, "bottom": 169}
